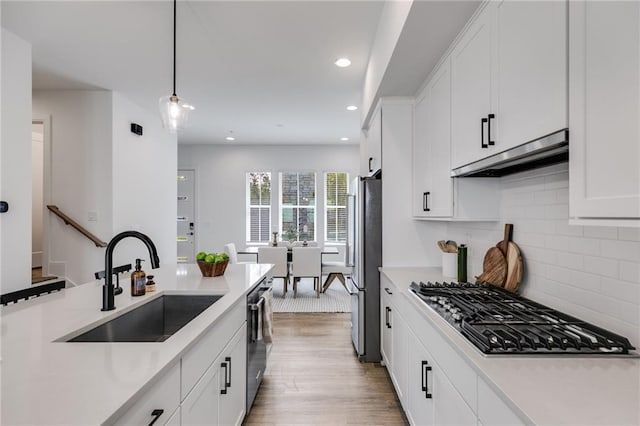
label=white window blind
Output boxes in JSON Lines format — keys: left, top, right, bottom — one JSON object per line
{"left": 279, "top": 172, "right": 316, "bottom": 242}
{"left": 325, "top": 172, "right": 349, "bottom": 242}
{"left": 246, "top": 172, "right": 271, "bottom": 242}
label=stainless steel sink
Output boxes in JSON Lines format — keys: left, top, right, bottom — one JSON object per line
{"left": 68, "top": 295, "right": 222, "bottom": 342}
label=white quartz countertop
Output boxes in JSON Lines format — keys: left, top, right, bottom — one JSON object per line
{"left": 1, "top": 263, "right": 272, "bottom": 425}
{"left": 379, "top": 267, "right": 640, "bottom": 426}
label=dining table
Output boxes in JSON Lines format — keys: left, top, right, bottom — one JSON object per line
{"left": 238, "top": 245, "right": 339, "bottom": 262}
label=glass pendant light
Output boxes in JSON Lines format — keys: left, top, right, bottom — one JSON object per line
{"left": 159, "top": 0, "right": 194, "bottom": 132}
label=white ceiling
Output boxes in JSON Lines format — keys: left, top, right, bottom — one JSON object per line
{"left": 2, "top": 1, "right": 478, "bottom": 146}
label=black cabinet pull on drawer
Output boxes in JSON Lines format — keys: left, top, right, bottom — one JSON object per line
{"left": 481, "top": 118, "right": 488, "bottom": 148}
{"left": 488, "top": 113, "right": 495, "bottom": 146}
{"left": 148, "top": 409, "right": 164, "bottom": 426}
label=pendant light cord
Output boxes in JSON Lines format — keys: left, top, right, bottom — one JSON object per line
{"left": 172, "top": 0, "right": 177, "bottom": 97}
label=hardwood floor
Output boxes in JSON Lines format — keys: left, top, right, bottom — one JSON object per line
{"left": 244, "top": 313, "right": 407, "bottom": 426}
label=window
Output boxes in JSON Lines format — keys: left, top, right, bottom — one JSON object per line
{"left": 325, "top": 172, "right": 349, "bottom": 242}
{"left": 246, "top": 172, "right": 271, "bottom": 243}
{"left": 280, "top": 172, "right": 316, "bottom": 242}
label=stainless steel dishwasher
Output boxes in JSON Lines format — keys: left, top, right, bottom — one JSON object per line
{"left": 246, "top": 280, "right": 271, "bottom": 413}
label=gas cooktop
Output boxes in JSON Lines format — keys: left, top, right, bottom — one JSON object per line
{"left": 410, "top": 281, "right": 636, "bottom": 355}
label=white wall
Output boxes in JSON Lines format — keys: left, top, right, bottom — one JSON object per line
{"left": 33, "top": 90, "right": 113, "bottom": 285}
{"left": 1, "top": 28, "right": 32, "bottom": 294}
{"left": 31, "top": 124, "right": 44, "bottom": 267}
{"left": 178, "top": 144, "right": 359, "bottom": 259}
{"left": 111, "top": 92, "right": 177, "bottom": 270}
{"left": 440, "top": 164, "right": 640, "bottom": 346}
{"left": 362, "top": 0, "right": 413, "bottom": 125}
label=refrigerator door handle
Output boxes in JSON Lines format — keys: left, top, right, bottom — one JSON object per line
{"left": 345, "top": 194, "right": 356, "bottom": 267}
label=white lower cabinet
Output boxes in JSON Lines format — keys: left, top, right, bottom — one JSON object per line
{"left": 112, "top": 301, "right": 248, "bottom": 426}
{"left": 380, "top": 287, "right": 393, "bottom": 366}
{"left": 181, "top": 356, "right": 221, "bottom": 425}
{"left": 405, "top": 327, "right": 475, "bottom": 426}
{"left": 380, "top": 275, "right": 523, "bottom": 426}
{"left": 183, "top": 323, "right": 247, "bottom": 426}
{"left": 113, "top": 363, "right": 180, "bottom": 426}
{"left": 390, "top": 305, "right": 408, "bottom": 404}
{"left": 218, "top": 324, "right": 247, "bottom": 426}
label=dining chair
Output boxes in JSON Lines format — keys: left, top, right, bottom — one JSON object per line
{"left": 290, "top": 247, "right": 322, "bottom": 298}
{"left": 321, "top": 245, "right": 351, "bottom": 293}
{"left": 224, "top": 242, "right": 254, "bottom": 264}
{"left": 258, "top": 246, "right": 289, "bottom": 297}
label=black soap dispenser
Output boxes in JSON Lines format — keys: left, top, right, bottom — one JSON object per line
{"left": 130, "top": 258, "right": 146, "bottom": 297}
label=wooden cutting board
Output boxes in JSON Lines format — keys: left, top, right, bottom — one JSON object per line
{"left": 503, "top": 241, "right": 523, "bottom": 292}
{"left": 476, "top": 247, "right": 507, "bottom": 287}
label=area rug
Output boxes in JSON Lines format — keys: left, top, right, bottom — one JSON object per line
{"left": 271, "top": 278, "right": 351, "bottom": 313}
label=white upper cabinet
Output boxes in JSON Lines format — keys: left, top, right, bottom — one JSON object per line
{"left": 495, "top": 0, "right": 567, "bottom": 149}
{"left": 451, "top": 0, "right": 568, "bottom": 168}
{"left": 413, "top": 56, "right": 500, "bottom": 222}
{"left": 569, "top": 0, "right": 640, "bottom": 223}
{"left": 451, "top": 3, "right": 495, "bottom": 169}
{"left": 413, "top": 58, "right": 453, "bottom": 217}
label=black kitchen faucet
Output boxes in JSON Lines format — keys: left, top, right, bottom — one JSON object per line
{"left": 102, "top": 231, "right": 160, "bottom": 311}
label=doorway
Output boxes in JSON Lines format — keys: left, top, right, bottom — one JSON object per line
{"left": 31, "top": 118, "right": 53, "bottom": 284}
{"left": 177, "top": 169, "right": 196, "bottom": 263}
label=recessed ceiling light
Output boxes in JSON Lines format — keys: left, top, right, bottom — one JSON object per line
{"left": 276, "top": 124, "right": 284, "bottom": 128}
{"left": 340, "top": 137, "right": 349, "bottom": 141}
{"left": 346, "top": 105, "right": 358, "bottom": 111}
{"left": 334, "top": 58, "right": 351, "bottom": 68}
{"left": 225, "top": 136, "right": 235, "bottom": 141}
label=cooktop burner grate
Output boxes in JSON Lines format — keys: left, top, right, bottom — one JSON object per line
{"left": 410, "top": 281, "right": 635, "bottom": 355}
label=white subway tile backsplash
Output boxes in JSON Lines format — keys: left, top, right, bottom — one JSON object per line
{"left": 517, "top": 232, "right": 546, "bottom": 248}
{"left": 545, "top": 235, "right": 569, "bottom": 251}
{"left": 567, "top": 237, "right": 601, "bottom": 256}
{"left": 520, "top": 246, "right": 557, "bottom": 265}
{"left": 532, "top": 190, "right": 557, "bottom": 205}
{"left": 583, "top": 256, "right": 619, "bottom": 279}
{"left": 526, "top": 205, "right": 547, "bottom": 220}
{"left": 544, "top": 204, "right": 569, "bottom": 220}
{"left": 583, "top": 226, "right": 619, "bottom": 240}
{"left": 601, "top": 239, "right": 640, "bottom": 262}
{"left": 569, "top": 270, "right": 601, "bottom": 293}
{"left": 554, "top": 220, "right": 583, "bottom": 237}
{"left": 601, "top": 277, "right": 640, "bottom": 304}
{"left": 545, "top": 265, "right": 572, "bottom": 284}
{"left": 556, "top": 252, "right": 584, "bottom": 271}
{"left": 618, "top": 228, "right": 640, "bottom": 242}
{"left": 619, "top": 261, "right": 640, "bottom": 283}
{"left": 544, "top": 172, "right": 569, "bottom": 189}
{"left": 443, "top": 167, "right": 640, "bottom": 345}
{"left": 556, "top": 188, "right": 569, "bottom": 203}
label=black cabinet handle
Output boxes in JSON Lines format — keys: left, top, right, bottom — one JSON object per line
{"left": 488, "top": 114, "right": 495, "bottom": 146}
{"left": 422, "top": 361, "right": 432, "bottom": 399}
{"left": 225, "top": 356, "right": 232, "bottom": 388}
{"left": 385, "top": 306, "right": 390, "bottom": 328}
{"left": 221, "top": 361, "right": 229, "bottom": 394}
{"left": 481, "top": 117, "right": 488, "bottom": 148}
{"left": 368, "top": 157, "right": 374, "bottom": 172}
{"left": 384, "top": 287, "right": 393, "bottom": 295}
{"left": 423, "top": 192, "right": 430, "bottom": 212}
{"left": 148, "top": 409, "right": 164, "bottom": 426}
{"left": 387, "top": 308, "right": 391, "bottom": 328}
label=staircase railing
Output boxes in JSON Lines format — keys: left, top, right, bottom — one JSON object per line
{"left": 47, "top": 205, "right": 107, "bottom": 248}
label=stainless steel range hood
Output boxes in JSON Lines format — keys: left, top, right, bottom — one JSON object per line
{"left": 451, "top": 129, "right": 569, "bottom": 178}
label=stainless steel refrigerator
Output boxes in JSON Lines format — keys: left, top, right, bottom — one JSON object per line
{"left": 346, "top": 175, "right": 382, "bottom": 362}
